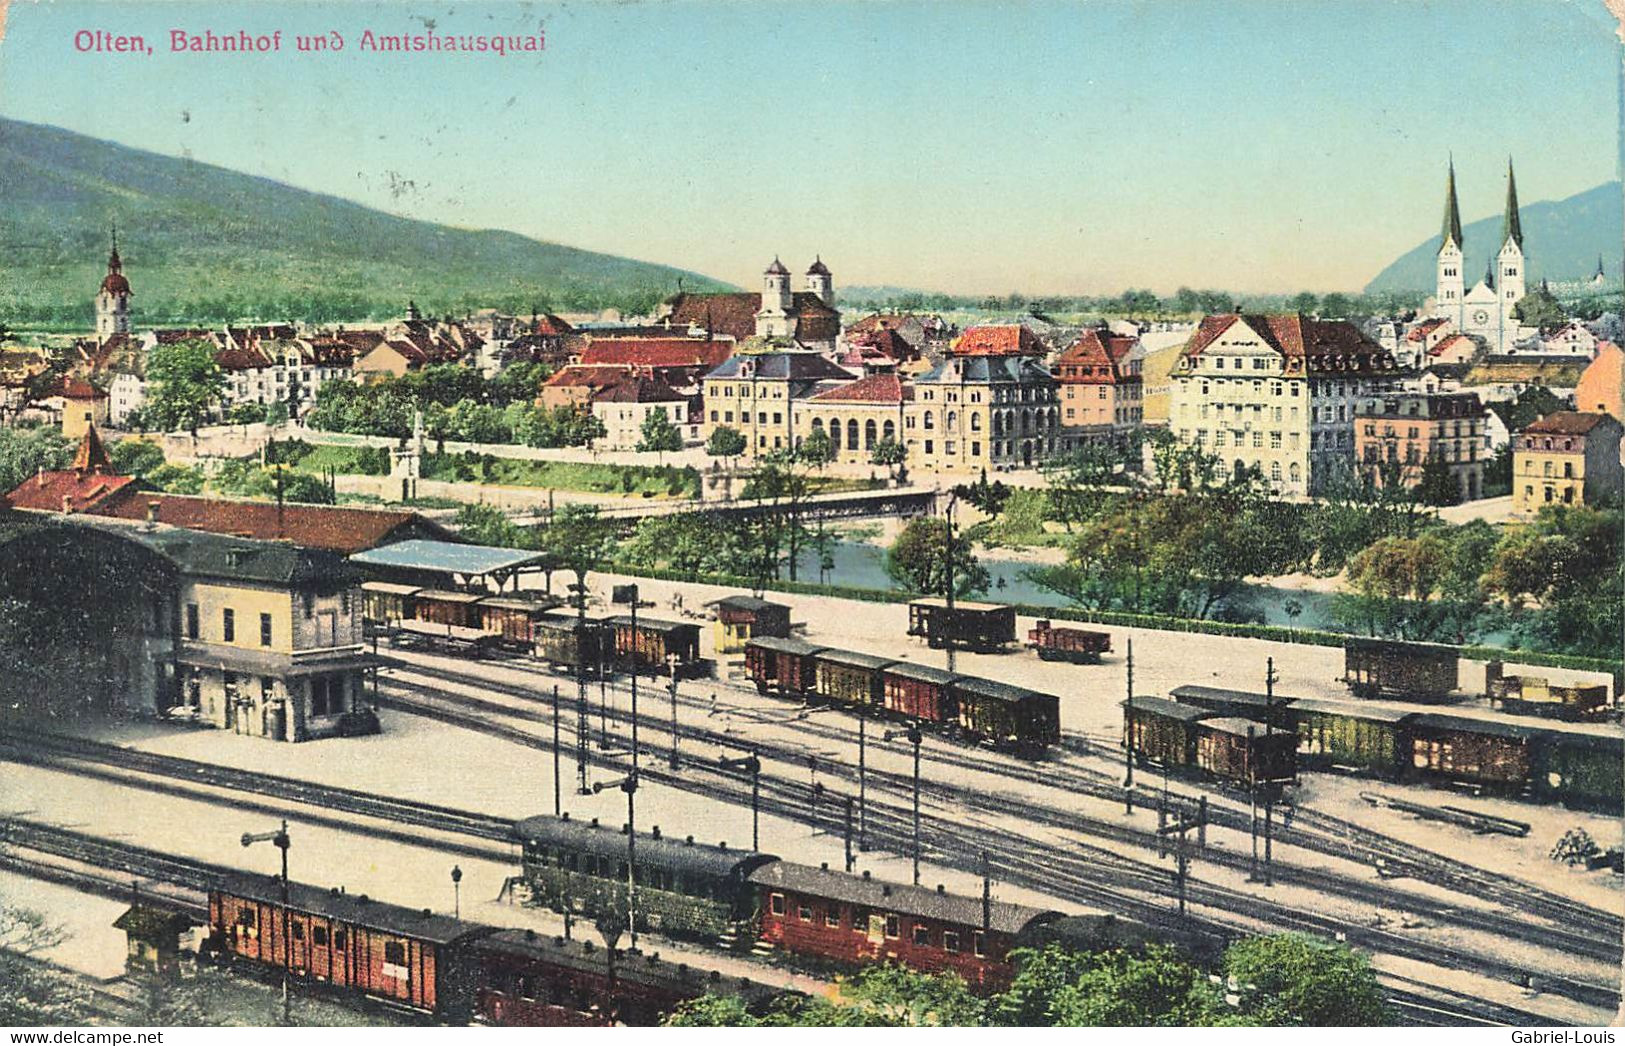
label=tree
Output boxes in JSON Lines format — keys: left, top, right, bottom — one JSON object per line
{"left": 1513, "top": 285, "right": 1568, "bottom": 332}
{"left": 541, "top": 504, "right": 615, "bottom": 603}
{"left": 1222, "top": 934, "right": 1390, "bottom": 1026}
{"left": 145, "top": 338, "right": 227, "bottom": 433}
{"left": 885, "top": 516, "right": 991, "bottom": 598}
{"left": 1043, "top": 443, "right": 1123, "bottom": 531}
{"left": 1416, "top": 455, "right": 1462, "bottom": 507}
{"left": 636, "top": 407, "right": 683, "bottom": 462}
{"left": 706, "top": 425, "right": 746, "bottom": 463}
{"left": 454, "top": 502, "right": 523, "bottom": 548}
{"left": 264, "top": 399, "right": 290, "bottom": 427}
{"left": 1289, "top": 292, "right": 1319, "bottom": 315}
{"left": 0, "top": 426, "right": 72, "bottom": 491}
{"left": 869, "top": 436, "right": 907, "bottom": 482}
{"left": 0, "top": 904, "right": 85, "bottom": 1025}
{"left": 1318, "top": 292, "right": 1353, "bottom": 318}
{"left": 953, "top": 469, "right": 1011, "bottom": 517}
{"left": 798, "top": 427, "right": 835, "bottom": 469}
{"left": 107, "top": 438, "right": 166, "bottom": 478}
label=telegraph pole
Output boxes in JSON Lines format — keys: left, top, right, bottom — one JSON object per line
{"left": 592, "top": 771, "right": 639, "bottom": 950}
{"left": 574, "top": 582, "right": 591, "bottom": 795}
{"left": 1124, "top": 638, "right": 1135, "bottom": 814}
{"left": 885, "top": 726, "right": 923, "bottom": 884}
{"left": 943, "top": 494, "right": 958, "bottom": 676}
{"left": 613, "top": 585, "right": 642, "bottom": 772}
{"left": 857, "top": 713, "right": 868, "bottom": 851}
{"left": 1263, "top": 658, "right": 1277, "bottom": 885}
{"left": 551, "top": 684, "right": 561, "bottom": 816}
{"left": 667, "top": 654, "right": 680, "bottom": 770}
{"left": 843, "top": 796, "right": 855, "bottom": 872}
{"left": 720, "top": 750, "right": 762, "bottom": 851}
{"left": 1157, "top": 799, "right": 1206, "bottom": 918}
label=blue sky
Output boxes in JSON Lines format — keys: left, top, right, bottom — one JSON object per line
{"left": 1, "top": 0, "right": 1618, "bottom": 295}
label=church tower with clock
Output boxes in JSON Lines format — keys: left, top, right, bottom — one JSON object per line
{"left": 1431, "top": 159, "right": 1529, "bottom": 354}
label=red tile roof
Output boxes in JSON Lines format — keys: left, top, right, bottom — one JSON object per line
{"left": 544, "top": 365, "right": 633, "bottom": 389}
{"left": 666, "top": 293, "right": 762, "bottom": 342}
{"left": 1428, "top": 333, "right": 1475, "bottom": 358}
{"left": 952, "top": 325, "right": 1044, "bottom": 357}
{"left": 1181, "top": 314, "right": 1393, "bottom": 375}
{"left": 845, "top": 328, "right": 917, "bottom": 362}
{"left": 1054, "top": 330, "right": 1135, "bottom": 384}
{"left": 580, "top": 338, "right": 734, "bottom": 370}
{"left": 808, "top": 372, "right": 911, "bottom": 404}
{"left": 61, "top": 377, "right": 107, "bottom": 399}
{"left": 533, "top": 314, "right": 573, "bottom": 336}
{"left": 216, "top": 346, "right": 272, "bottom": 372}
{"left": 1406, "top": 318, "right": 1451, "bottom": 343}
{"left": 590, "top": 378, "right": 687, "bottom": 404}
{"left": 1522, "top": 411, "right": 1617, "bottom": 437}
{"left": 4, "top": 428, "right": 137, "bottom": 513}
{"left": 95, "top": 494, "right": 450, "bottom": 554}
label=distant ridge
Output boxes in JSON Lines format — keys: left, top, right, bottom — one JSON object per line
{"left": 1365, "top": 181, "right": 1622, "bottom": 295}
{"left": 0, "top": 117, "right": 733, "bottom": 327}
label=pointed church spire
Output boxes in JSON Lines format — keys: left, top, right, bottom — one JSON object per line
{"left": 1484, "top": 256, "right": 1496, "bottom": 290}
{"left": 1597, "top": 254, "right": 1606, "bottom": 278}
{"left": 1501, "top": 157, "right": 1523, "bottom": 248}
{"left": 72, "top": 423, "right": 111, "bottom": 474}
{"left": 1440, "top": 157, "right": 1463, "bottom": 251}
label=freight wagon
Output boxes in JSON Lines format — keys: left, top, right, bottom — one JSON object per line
{"left": 1290, "top": 698, "right": 1410, "bottom": 777}
{"left": 1486, "top": 662, "right": 1610, "bottom": 721}
{"left": 1194, "top": 717, "right": 1297, "bottom": 785}
{"left": 605, "top": 615, "right": 704, "bottom": 677}
{"left": 1123, "top": 696, "right": 1209, "bottom": 771}
{"left": 743, "top": 637, "right": 828, "bottom": 697}
{"left": 414, "top": 589, "right": 488, "bottom": 630}
{"left": 882, "top": 662, "right": 958, "bottom": 723}
{"left": 532, "top": 611, "right": 608, "bottom": 673}
{"left": 1343, "top": 638, "right": 1458, "bottom": 700}
{"left": 1529, "top": 730, "right": 1624, "bottom": 812}
{"left": 360, "top": 582, "right": 420, "bottom": 629}
{"left": 1026, "top": 620, "right": 1111, "bottom": 663}
{"left": 478, "top": 597, "right": 562, "bottom": 650}
{"left": 953, "top": 677, "right": 1060, "bottom": 749}
{"left": 812, "top": 649, "right": 893, "bottom": 710}
{"left": 711, "top": 596, "right": 792, "bottom": 655}
{"left": 907, "top": 599, "right": 1017, "bottom": 653}
{"left": 1406, "top": 713, "right": 1532, "bottom": 793}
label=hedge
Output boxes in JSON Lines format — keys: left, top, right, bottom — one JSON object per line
{"left": 609, "top": 566, "right": 1624, "bottom": 679}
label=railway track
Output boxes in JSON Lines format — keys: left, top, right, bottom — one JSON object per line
{"left": 380, "top": 658, "right": 1622, "bottom": 966}
{"left": 370, "top": 677, "right": 1621, "bottom": 1015}
{"left": 396, "top": 650, "right": 1621, "bottom": 943}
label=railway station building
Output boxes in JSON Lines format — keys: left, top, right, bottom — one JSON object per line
{"left": 0, "top": 511, "right": 376, "bottom": 742}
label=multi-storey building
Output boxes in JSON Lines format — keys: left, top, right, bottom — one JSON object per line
{"left": 1054, "top": 328, "right": 1142, "bottom": 450}
{"left": 1512, "top": 411, "right": 1625, "bottom": 514}
{"left": 701, "top": 350, "right": 855, "bottom": 457}
{"left": 1170, "top": 314, "right": 1398, "bottom": 496}
{"left": 907, "top": 355, "right": 1059, "bottom": 472}
{"left": 1354, "top": 392, "right": 1485, "bottom": 501}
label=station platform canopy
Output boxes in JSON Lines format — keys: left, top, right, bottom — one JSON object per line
{"left": 350, "top": 539, "right": 551, "bottom": 590}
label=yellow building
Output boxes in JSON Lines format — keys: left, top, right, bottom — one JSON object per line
{"left": 907, "top": 355, "right": 1059, "bottom": 472}
{"left": 701, "top": 349, "right": 855, "bottom": 458}
{"left": 710, "top": 595, "right": 792, "bottom": 655}
{"left": 60, "top": 378, "right": 109, "bottom": 440}
{"left": 1512, "top": 411, "right": 1624, "bottom": 514}
{"left": 792, "top": 372, "right": 910, "bottom": 465}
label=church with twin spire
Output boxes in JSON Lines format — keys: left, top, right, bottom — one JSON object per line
{"left": 1429, "top": 158, "right": 1533, "bottom": 354}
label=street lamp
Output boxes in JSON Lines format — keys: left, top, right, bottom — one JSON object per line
{"left": 241, "top": 819, "right": 291, "bottom": 1025}
{"left": 884, "top": 726, "right": 923, "bottom": 885}
{"left": 451, "top": 865, "right": 462, "bottom": 919}
{"left": 719, "top": 749, "right": 761, "bottom": 851}
{"left": 592, "top": 770, "right": 639, "bottom": 950}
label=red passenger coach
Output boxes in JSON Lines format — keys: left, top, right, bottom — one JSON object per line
{"left": 882, "top": 662, "right": 958, "bottom": 723}
{"left": 748, "top": 862, "right": 1060, "bottom": 992}
{"left": 208, "top": 874, "right": 478, "bottom": 1018}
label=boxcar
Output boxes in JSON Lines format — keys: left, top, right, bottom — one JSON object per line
{"left": 907, "top": 599, "right": 1016, "bottom": 653}
{"left": 1529, "top": 728, "right": 1624, "bottom": 813}
{"left": 712, "top": 596, "right": 793, "bottom": 656}
{"left": 747, "top": 861, "right": 1061, "bottom": 993}
{"left": 1193, "top": 717, "right": 1297, "bottom": 785}
{"left": 813, "top": 650, "right": 894, "bottom": 711}
{"left": 953, "top": 677, "right": 1060, "bottom": 748}
{"left": 467, "top": 928, "right": 783, "bottom": 1027}
{"left": 208, "top": 873, "right": 481, "bottom": 1020}
{"left": 743, "top": 637, "right": 826, "bottom": 698}
{"left": 1289, "top": 698, "right": 1410, "bottom": 778}
{"left": 1343, "top": 638, "right": 1458, "bottom": 700}
{"left": 1026, "top": 620, "right": 1111, "bottom": 663}
{"left": 1123, "top": 697, "right": 1209, "bottom": 770}
{"left": 1167, "top": 686, "right": 1296, "bottom": 730}
{"left": 361, "top": 582, "right": 420, "bottom": 628}
{"left": 882, "top": 662, "right": 958, "bottom": 724}
{"left": 606, "top": 615, "right": 703, "bottom": 676}
{"left": 1405, "top": 713, "right": 1532, "bottom": 792}
{"left": 513, "top": 814, "right": 777, "bottom": 943}
{"left": 478, "top": 598, "right": 562, "bottom": 650}
{"left": 415, "top": 589, "right": 487, "bottom": 630}
{"left": 533, "top": 611, "right": 607, "bottom": 672}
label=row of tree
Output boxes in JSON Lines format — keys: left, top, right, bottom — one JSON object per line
{"left": 666, "top": 935, "right": 1390, "bottom": 1026}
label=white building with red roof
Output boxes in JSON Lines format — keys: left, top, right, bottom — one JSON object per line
{"left": 1170, "top": 313, "right": 1400, "bottom": 496}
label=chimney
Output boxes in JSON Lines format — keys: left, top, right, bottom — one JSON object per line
{"left": 146, "top": 501, "right": 161, "bottom": 525}
{"left": 61, "top": 495, "right": 73, "bottom": 514}
{"left": 36, "top": 466, "right": 45, "bottom": 487}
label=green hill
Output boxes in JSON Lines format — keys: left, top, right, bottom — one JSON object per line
{"left": 0, "top": 117, "right": 732, "bottom": 329}
{"left": 1365, "top": 181, "right": 1621, "bottom": 295}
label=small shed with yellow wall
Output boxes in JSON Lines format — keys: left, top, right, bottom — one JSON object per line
{"left": 711, "top": 595, "right": 792, "bottom": 654}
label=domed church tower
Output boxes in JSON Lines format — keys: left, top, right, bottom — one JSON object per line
{"left": 95, "top": 227, "right": 132, "bottom": 342}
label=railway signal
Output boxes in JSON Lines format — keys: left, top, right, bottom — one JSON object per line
{"left": 843, "top": 796, "right": 855, "bottom": 872}
{"left": 571, "top": 582, "right": 591, "bottom": 796}
{"left": 719, "top": 750, "right": 762, "bottom": 851}
{"left": 1156, "top": 799, "right": 1207, "bottom": 917}
{"left": 884, "top": 726, "right": 924, "bottom": 885}
{"left": 591, "top": 770, "right": 639, "bottom": 949}
{"left": 612, "top": 584, "right": 644, "bottom": 773}
{"left": 240, "top": 819, "right": 292, "bottom": 1024}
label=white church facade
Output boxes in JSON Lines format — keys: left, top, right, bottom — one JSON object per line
{"left": 1427, "top": 159, "right": 1535, "bottom": 355}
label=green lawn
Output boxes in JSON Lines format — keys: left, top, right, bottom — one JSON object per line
{"left": 421, "top": 452, "right": 700, "bottom": 498}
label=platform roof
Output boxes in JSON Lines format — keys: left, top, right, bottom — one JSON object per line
{"left": 351, "top": 539, "right": 548, "bottom": 577}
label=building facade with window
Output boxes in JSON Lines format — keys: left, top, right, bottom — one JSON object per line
{"left": 1054, "top": 328, "right": 1143, "bottom": 449}
{"left": 1353, "top": 392, "right": 1486, "bottom": 501}
{"left": 1511, "top": 411, "right": 1625, "bottom": 515}
{"left": 1169, "top": 314, "right": 1399, "bottom": 496}
{"left": 792, "top": 372, "right": 911, "bottom": 465}
{"left": 700, "top": 351, "right": 855, "bottom": 458}
{"left": 907, "top": 355, "right": 1060, "bottom": 472}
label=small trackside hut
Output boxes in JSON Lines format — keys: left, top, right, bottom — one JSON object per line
{"left": 906, "top": 599, "right": 1016, "bottom": 653}
{"left": 1343, "top": 637, "right": 1458, "bottom": 700}
{"left": 747, "top": 861, "right": 1061, "bottom": 993}
{"left": 743, "top": 637, "right": 827, "bottom": 697}
{"left": 710, "top": 596, "right": 793, "bottom": 655}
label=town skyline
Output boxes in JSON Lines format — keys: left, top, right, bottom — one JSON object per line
{"left": 1, "top": 0, "right": 1619, "bottom": 296}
